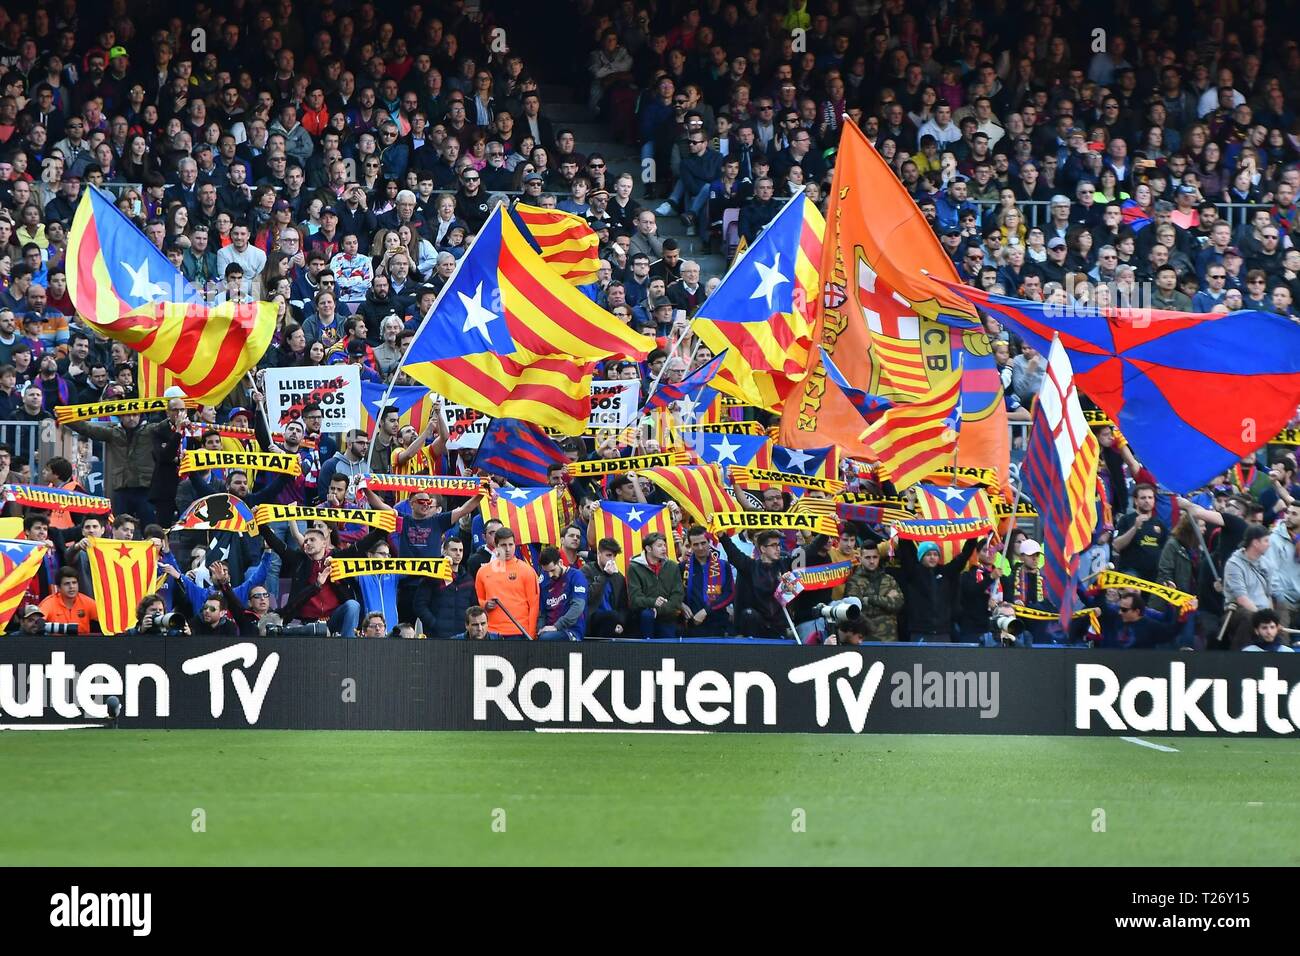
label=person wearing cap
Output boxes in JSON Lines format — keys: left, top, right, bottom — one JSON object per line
{"left": 16, "top": 603, "right": 46, "bottom": 635}
{"left": 1001, "top": 538, "right": 1056, "bottom": 643}
{"left": 895, "top": 535, "right": 981, "bottom": 642}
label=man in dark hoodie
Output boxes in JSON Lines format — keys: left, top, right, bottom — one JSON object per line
{"left": 896, "top": 537, "right": 980, "bottom": 642}
{"left": 719, "top": 529, "right": 793, "bottom": 638}
{"left": 259, "top": 524, "right": 389, "bottom": 637}
{"left": 626, "top": 532, "right": 684, "bottom": 638}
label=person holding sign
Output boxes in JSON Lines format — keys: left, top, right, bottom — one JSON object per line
{"left": 259, "top": 522, "right": 391, "bottom": 637}
{"left": 717, "top": 528, "right": 793, "bottom": 639}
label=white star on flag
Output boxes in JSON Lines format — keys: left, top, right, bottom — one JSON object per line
{"left": 750, "top": 252, "right": 789, "bottom": 309}
{"left": 940, "top": 486, "right": 967, "bottom": 502}
{"left": 674, "top": 394, "right": 700, "bottom": 423}
{"left": 459, "top": 282, "right": 498, "bottom": 340}
{"left": 779, "top": 446, "right": 813, "bottom": 472}
{"left": 122, "top": 259, "right": 167, "bottom": 300}
{"left": 712, "top": 436, "right": 741, "bottom": 464}
{"left": 626, "top": 506, "right": 644, "bottom": 524}
{"left": 504, "top": 487, "right": 530, "bottom": 501}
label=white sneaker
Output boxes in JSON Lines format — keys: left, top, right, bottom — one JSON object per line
{"left": 655, "top": 201, "right": 674, "bottom": 216}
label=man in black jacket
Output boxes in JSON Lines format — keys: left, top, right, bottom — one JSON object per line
{"left": 896, "top": 537, "right": 980, "bottom": 642}
{"left": 259, "top": 524, "right": 389, "bottom": 637}
{"left": 150, "top": 396, "right": 191, "bottom": 527}
{"left": 719, "top": 529, "right": 792, "bottom": 638}
{"left": 581, "top": 537, "right": 629, "bottom": 638}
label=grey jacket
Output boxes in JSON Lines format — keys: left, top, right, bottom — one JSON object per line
{"left": 1224, "top": 548, "right": 1271, "bottom": 610}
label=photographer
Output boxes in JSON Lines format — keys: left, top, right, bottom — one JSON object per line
{"left": 16, "top": 604, "right": 45, "bottom": 635}
{"left": 125, "top": 594, "right": 190, "bottom": 636}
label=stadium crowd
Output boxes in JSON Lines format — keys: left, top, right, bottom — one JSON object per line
{"left": 0, "top": 0, "right": 1298, "bottom": 652}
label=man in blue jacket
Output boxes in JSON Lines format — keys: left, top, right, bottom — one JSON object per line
{"left": 537, "top": 546, "right": 588, "bottom": 641}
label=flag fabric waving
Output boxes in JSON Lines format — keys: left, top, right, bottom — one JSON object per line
{"left": 590, "top": 501, "right": 678, "bottom": 573}
{"left": 67, "top": 187, "right": 276, "bottom": 404}
{"left": 914, "top": 482, "right": 995, "bottom": 562}
{"left": 172, "top": 494, "right": 258, "bottom": 534}
{"left": 1019, "top": 335, "right": 1101, "bottom": 628}
{"left": 780, "top": 121, "right": 1007, "bottom": 485}
{"left": 640, "top": 463, "right": 740, "bottom": 525}
{"left": 859, "top": 364, "right": 964, "bottom": 490}
{"left": 359, "top": 382, "right": 437, "bottom": 437}
{"left": 819, "top": 347, "right": 894, "bottom": 423}
{"left": 0, "top": 540, "right": 49, "bottom": 630}
{"left": 754, "top": 442, "right": 840, "bottom": 481}
{"left": 475, "top": 419, "right": 569, "bottom": 485}
{"left": 645, "top": 350, "right": 727, "bottom": 428}
{"left": 678, "top": 429, "right": 769, "bottom": 467}
{"left": 87, "top": 539, "right": 158, "bottom": 635}
{"left": 401, "top": 205, "right": 653, "bottom": 434}
{"left": 480, "top": 485, "right": 564, "bottom": 545}
{"left": 692, "top": 192, "right": 823, "bottom": 411}
{"left": 944, "top": 282, "right": 1300, "bottom": 492}
{"left": 510, "top": 203, "right": 601, "bottom": 285}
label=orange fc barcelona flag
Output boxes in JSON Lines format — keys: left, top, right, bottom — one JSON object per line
{"left": 780, "top": 121, "right": 1008, "bottom": 488}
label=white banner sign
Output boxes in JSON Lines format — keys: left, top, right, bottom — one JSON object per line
{"left": 443, "top": 401, "right": 490, "bottom": 449}
{"left": 588, "top": 379, "right": 640, "bottom": 432}
{"left": 264, "top": 366, "right": 360, "bottom": 433}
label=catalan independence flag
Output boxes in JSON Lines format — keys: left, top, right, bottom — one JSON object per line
{"left": 753, "top": 442, "right": 839, "bottom": 481}
{"left": 914, "top": 483, "right": 995, "bottom": 562}
{"left": 0, "top": 539, "right": 49, "bottom": 630}
{"left": 511, "top": 203, "right": 601, "bottom": 285}
{"left": 859, "top": 364, "right": 963, "bottom": 490}
{"left": 692, "top": 192, "right": 823, "bottom": 411}
{"left": 640, "top": 463, "right": 739, "bottom": 525}
{"left": 1020, "top": 335, "right": 1101, "bottom": 628}
{"left": 401, "top": 205, "right": 654, "bottom": 435}
{"left": 359, "top": 382, "right": 437, "bottom": 437}
{"left": 590, "top": 501, "right": 677, "bottom": 574}
{"left": 137, "top": 355, "right": 184, "bottom": 399}
{"left": 87, "top": 539, "right": 158, "bottom": 635}
{"left": 67, "top": 187, "right": 276, "bottom": 405}
{"left": 645, "top": 349, "right": 727, "bottom": 427}
{"left": 481, "top": 485, "right": 564, "bottom": 546}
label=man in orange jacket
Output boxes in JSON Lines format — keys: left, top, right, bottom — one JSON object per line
{"left": 474, "top": 527, "right": 538, "bottom": 639}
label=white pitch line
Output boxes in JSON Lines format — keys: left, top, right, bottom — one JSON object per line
{"left": 533, "top": 728, "right": 710, "bottom": 735}
{"left": 0, "top": 723, "right": 104, "bottom": 731}
{"left": 1120, "top": 736, "right": 1179, "bottom": 753}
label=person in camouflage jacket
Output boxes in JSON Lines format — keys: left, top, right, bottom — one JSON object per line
{"left": 844, "top": 547, "right": 904, "bottom": 641}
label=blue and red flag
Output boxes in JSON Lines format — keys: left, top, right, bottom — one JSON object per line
{"left": 475, "top": 419, "right": 569, "bottom": 486}
{"left": 1121, "top": 199, "right": 1152, "bottom": 232}
{"left": 645, "top": 350, "right": 727, "bottom": 426}
{"left": 945, "top": 282, "right": 1300, "bottom": 492}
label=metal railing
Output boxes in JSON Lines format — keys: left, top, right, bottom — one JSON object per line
{"left": 971, "top": 198, "right": 1270, "bottom": 229}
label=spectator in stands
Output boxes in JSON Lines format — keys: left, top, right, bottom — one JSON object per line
{"left": 845, "top": 543, "right": 904, "bottom": 641}
{"left": 627, "top": 531, "right": 684, "bottom": 638}
{"left": 475, "top": 527, "right": 538, "bottom": 639}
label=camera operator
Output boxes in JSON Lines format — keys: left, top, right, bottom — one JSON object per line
{"left": 225, "top": 584, "right": 274, "bottom": 637}
{"left": 192, "top": 593, "right": 240, "bottom": 637}
{"left": 126, "top": 594, "right": 168, "bottom": 635}
{"left": 38, "top": 566, "right": 98, "bottom": 633}
{"left": 16, "top": 604, "right": 45, "bottom": 635}
{"left": 831, "top": 615, "right": 871, "bottom": 646}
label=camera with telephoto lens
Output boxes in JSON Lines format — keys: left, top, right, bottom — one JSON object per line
{"left": 264, "top": 622, "right": 330, "bottom": 638}
{"left": 43, "top": 622, "right": 79, "bottom": 635}
{"left": 142, "top": 611, "right": 187, "bottom": 633}
{"left": 814, "top": 597, "right": 863, "bottom": 624}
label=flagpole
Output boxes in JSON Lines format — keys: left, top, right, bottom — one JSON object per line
{"left": 1000, "top": 480, "right": 1033, "bottom": 558}
{"left": 642, "top": 320, "right": 696, "bottom": 408}
{"left": 365, "top": 205, "right": 505, "bottom": 469}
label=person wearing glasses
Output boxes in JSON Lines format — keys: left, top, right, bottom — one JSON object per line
{"left": 584, "top": 153, "right": 608, "bottom": 192}
{"left": 454, "top": 168, "right": 490, "bottom": 232}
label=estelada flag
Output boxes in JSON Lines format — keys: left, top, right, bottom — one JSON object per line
{"left": 0, "top": 539, "right": 49, "bottom": 630}
{"left": 914, "top": 482, "right": 995, "bottom": 562}
{"left": 511, "top": 203, "right": 601, "bottom": 286}
{"left": 589, "top": 501, "right": 677, "bottom": 574}
{"left": 780, "top": 121, "right": 1008, "bottom": 487}
{"left": 480, "top": 485, "right": 564, "bottom": 546}
{"left": 67, "top": 187, "right": 276, "bottom": 405}
{"left": 401, "top": 205, "right": 653, "bottom": 434}
{"left": 87, "top": 539, "right": 158, "bottom": 635}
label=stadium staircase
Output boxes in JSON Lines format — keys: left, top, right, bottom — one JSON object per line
{"left": 539, "top": 84, "right": 729, "bottom": 279}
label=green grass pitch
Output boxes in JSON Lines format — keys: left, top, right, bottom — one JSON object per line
{"left": 3, "top": 731, "right": 1297, "bottom": 866}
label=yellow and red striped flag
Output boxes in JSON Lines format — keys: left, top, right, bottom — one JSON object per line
{"left": 640, "top": 463, "right": 740, "bottom": 526}
{"left": 67, "top": 188, "right": 275, "bottom": 405}
{"left": 692, "top": 192, "right": 823, "bottom": 412}
{"left": 402, "top": 205, "right": 652, "bottom": 435}
{"left": 860, "top": 364, "right": 963, "bottom": 491}
{"left": 480, "top": 485, "right": 564, "bottom": 545}
{"left": 87, "top": 539, "right": 158, "bottom": 635}
{"left": 511, "top": 203, "right": 601, "bottom": 285}
{"left": 0, "top": 540, "right": 49, "bottom": 630}
{"left": 137, "top": 355, "right": 184, "bottom": 399}
{"left": 590, "top": 501, "right": 677, "bottom": 573}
